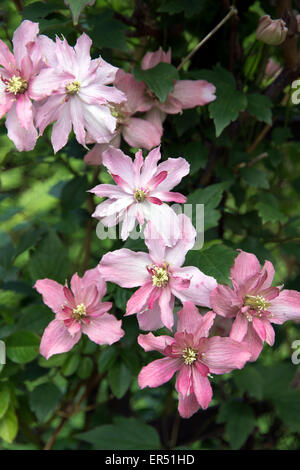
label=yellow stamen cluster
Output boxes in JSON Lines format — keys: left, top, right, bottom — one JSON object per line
{"left": 244, "top": 295, "right": 271, "bottom": 312}
{"left": 109, "top": 104, "right": 125, "bottom": 121}
{"left": 182, "top": 347, "right": 198, "bottom": 365}
{"left": 152, "top": 266, "right": 169, "bottom": 287}
{"left": 65, "top": 80, "right": 81, "bottom": 95}
{"left": 72, "top": 303, "right": 86, "bottom": 321}
{"left": 6, "top": 75, "right": 28, "bottom": 95}
{"left": 134, "top": 189, "right": 146, "bottom": 202}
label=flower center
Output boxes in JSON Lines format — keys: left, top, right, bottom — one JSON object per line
{"left": 65, "top": 80, "right": 81, "bottom": 95}
{"left": 6, "top": 75, "right": 28, "bottom": 95}
{"left": 134, "top": 189, "right": 146, "bottom": 202}
{"left": 244, "top": 295, "right": 271, "bottom": 312}
{"left": 182, "top": 347, "right": 198, "bottom": 365}
{"left": 109, "top": 104, "right": 126, "bottom": 122}
{"left": 72, "top": 303, "right": 86, "bottom": 321}
{"left": 152, "top": 265, "right": 169, "bottom": 287}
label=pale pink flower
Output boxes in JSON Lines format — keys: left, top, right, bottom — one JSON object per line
{"left": 210, "top": 250, "right": 300, "bottom": 361}
{"left": 0, "top": 20, "right": 43, "bottom": 151}
{"left": 30, "top": 33, "right": 126, "bottom": 153}
{"left": 98, "top": 216, "right": 217, "bottom": 331}
{"left": 138, "top": 302, "right": 251, "bottom": 418}
{"left": 84, "top": 69, "right": 162, "bottom": 165}
{"left": 90, "top": 145, "right": 189, "bottom": 245}
{"left": 34, "top": 267, "right": 124, "bottom": 359}
{"left": 141, "top": 47, "right": 216, "bottom": 115}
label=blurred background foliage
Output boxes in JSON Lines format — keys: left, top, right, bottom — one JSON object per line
{"left": 0, "top": 0, "right": 299, "bottom": 450}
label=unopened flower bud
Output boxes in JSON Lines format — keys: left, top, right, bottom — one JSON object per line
{"left": 256, "top": 15, "right": 288, "bottom": 45}
{"left": 265, "top": 58, "right": 282, "bottom": 79}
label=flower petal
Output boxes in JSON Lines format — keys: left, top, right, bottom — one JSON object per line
{"left": 138, "top": 332, "right": 174, "bottom": 353}
{"left": 203, "top": 336, "right": 251, "bottom": 374}
{"left": 192, "top": 367, "right": 213, "bottom": 409}
{"left": 40, "top": 319, "right": 81, "bottom": 359}
{"left": 138, "top": 357, "right": 182, "bottom": 388}
{"left": 82, "top": 313, "right": 124, "bottom": 345}
{"left": 99, "top": 248, "right": 151, "bottom": 287}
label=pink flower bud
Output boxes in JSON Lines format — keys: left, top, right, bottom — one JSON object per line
{"left": 265, "top": 58, "right": 282, "bottom": 79}
{"left": 256, "top": 15, "right": 288, "bottom": 45}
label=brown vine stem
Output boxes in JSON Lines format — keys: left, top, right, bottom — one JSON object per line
{"left": 44, "top": 372, "right": 102, "bottom": 450}
{"left": 177, "top": 6, "right": 238, "bottom": 71}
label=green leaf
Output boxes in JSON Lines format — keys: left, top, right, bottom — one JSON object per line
{"left": 255, "top": 193, "right": 288, "bottom": 224}
{"left": 22, "top": 1, "right": 63, "bottom": 21}
{"left": 15, "top": 227, "right": 44, "bottom": 257}
{"left": 28, "top": 231, "right": 70, "bottom": 283}
{"left": 247, "top": 93, "right": 272, "bottom": 125}
{"left": 90, "top": 11, "right": 128, "bottom": 51}
{"left": 0, "top": 384, "right": 10, "bottom": 420}
{"left": 233, "top": 366, "right": 264, "bottom": 400}
{"left": 240, "top": 167, "right": 270, "bottom": 189}
{"left": 6, "top": 332, "right": 40, "bottom": 364}
{"left": 108, "top": 362, "right": 132, "bottom": 399}
{"left": 29, "top": 383, "right": 62, "bottom": 422}
{"left": 187, "top": 181, "right": 231, "bottom": 230}
{"left": 97, "top": 346, "right": 118, "bottom": 374}
{"left": 62, "top": 353, "right": 80, "bottom": 377}
{"left": 274, "top": 390, "right": 300, "bottom": 432}
{"left": 133, "top": 63, "right": 179, "bottom": 103}
{"left": 200, "top": 66, "right": 247, "bottom": 136}
{"left": 158, "top": 0, "right": 204, "bottom": 17}
{"left": 61, "top": 176, "right": 88, "bottom": 210}
{"left": 64, "top": 0, "right": 95, "bottom": 24}
{"left": 77, "top": 417, "right": 161, "bottom": 450}
{"left": 218, "top": 401, "right": 255, "bottom": 449}
{"left": 77, "top": 357, "right": 93, "bottom": 379}
{"left": 0, "top": 406, "right": 18, "bottom": 443}
{"left": 185, "top": 244, "right": 237, "bottom": 285}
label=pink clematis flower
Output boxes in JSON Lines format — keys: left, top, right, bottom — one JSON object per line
{"left": 138, "top": 47, "right": 216, "bottom": 136}
{"left": 98, "top": 216, "right": 217, "bottom": 331}
{"left": 0, "top": 20, "right": 43, "bottom": 151}
{"left": 138, "top": 302, "right": 251, "bottom": 418}
{"left": 90, "top": 145, "right": 189, "bottom": 245}
{"left": 84, "top": 69, "right": 162, "bottom": 165}
{"left": 34, "top": 267, "right": 124, "bottom": 359}
{"left": 30, "top": 33, "right": 126, "bottom": 153}
{"left": 210, "top": 250, "right": 300, "bottom": 361}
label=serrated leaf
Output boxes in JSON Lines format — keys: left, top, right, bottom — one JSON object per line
{"left": 247, "top": 93, "right": 272, "bottom": 125}
{"left": 64, "top": 0, "right": 95, "bottom": 24}
{"left": 185, "top": 244, "right": 237, "bottom": 285}
{"left": 218, "top": 401, "right": 255, "bottom": 449}
{"left": 241, "top": 167, "right": 270, "bottom": 189}
{"left": 28, "top": 231, "right": 70, "bottom": 283}
{"left": 77, "top": 417, "right": 161, "bottom": 450}
{"left": 29, "top": 383, "right": 62, "bottom": 422}
{"left": 134, "top": 63, "right": 179, "bottom": 103}
{"left": 255, "top": 193, "right": 287, "bottom": 224}
{"left": 6, "top": 332, "right": 40, "bottom": 364}
{"left": 233, "top": 366, "right": 264, "bottom": 400}
{"left": 199, "top": 66, "right": 247, "bottom": 136}
{"left": 187, "top": 182, "right": 231, "bottom": 230}
{"left": 108, "top": 362, "right": 132, "bottom": 399}
{"left": 209, "top": 83, "right": 247, "bottom": 136}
